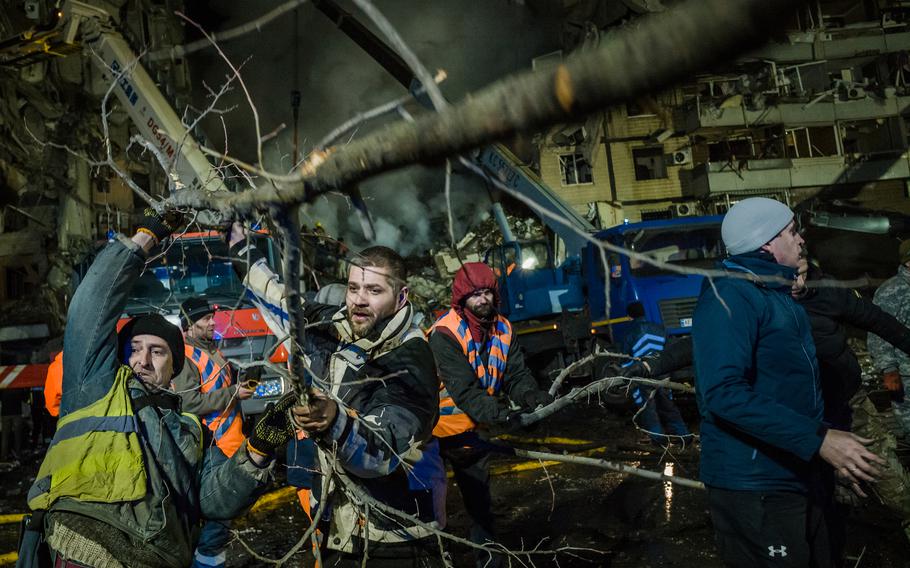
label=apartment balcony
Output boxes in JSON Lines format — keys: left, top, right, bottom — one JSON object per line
{"left": 741, "top": 27, "right": 910, "bottom": 63}
{"left": 689, "top": 153, "right": 910, "bottom": 196}
{"left": 683, "top": 95, "right": 910, "bottom": 130}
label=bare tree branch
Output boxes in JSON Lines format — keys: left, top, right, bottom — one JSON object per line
{"left": 169, "top": 0, "right": 804, "bottom": 214}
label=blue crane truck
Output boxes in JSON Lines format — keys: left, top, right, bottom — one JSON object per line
{"left": 487, "top": 216, "right": 725, "bottom": 383}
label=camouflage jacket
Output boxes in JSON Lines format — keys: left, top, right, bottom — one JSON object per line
{"left": 869, "top": 265, "right": 910, "bottom": 375}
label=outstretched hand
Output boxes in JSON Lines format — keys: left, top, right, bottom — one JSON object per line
{"left": 819, "top": 429, "right": 885, "bottom": 496}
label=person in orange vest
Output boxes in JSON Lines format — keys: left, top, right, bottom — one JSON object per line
{"left": 428, "top": 262, "right": 553, "bottom": 568}
{"left": 172, "top": 297, "right": 254, "bottom": 568}
{"left": 44, "top": 351, "right": 63, "bottom": 418}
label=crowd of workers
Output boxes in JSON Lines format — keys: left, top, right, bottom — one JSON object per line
{"left": 9, "top": 196, "right": 910, "bottom": 567}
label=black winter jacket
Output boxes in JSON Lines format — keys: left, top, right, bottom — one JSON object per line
{"left": 795, "top": 267, "right": 910, "bottom": 426}
{"left": 429, "top": 330, "right": 540, "bottom": 426}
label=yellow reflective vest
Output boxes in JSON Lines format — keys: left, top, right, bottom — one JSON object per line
{"left": 28, "top": 365, "right": 146, "bottom": 510}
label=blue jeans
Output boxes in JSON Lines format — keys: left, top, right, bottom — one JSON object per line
{"left": 194, "top": 448, "right": 231, "bottom": 567}
{"left": 193, "top": 520, "right": 231, "bottom": 567}
{"left": 632, "top": 386, "right": 691, "bottom": 444}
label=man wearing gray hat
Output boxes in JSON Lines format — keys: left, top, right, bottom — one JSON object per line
{"left": 693, "top": 197, "right": 884, "bottom": 567}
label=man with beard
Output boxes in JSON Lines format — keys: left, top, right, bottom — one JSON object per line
{"left": 428, "top": 262, "right": 553, "bottom": 568}
{"left": 172, "top": 297, "right": 254, "bottom": 568}
{"left": 228, "top": 223, "right": 444, "bottom": 567}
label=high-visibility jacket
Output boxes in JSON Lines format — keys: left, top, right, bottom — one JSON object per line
{"left": 28, "top": 365, "right": 146, "bottom": 510}
{"left": 429, "top": 309, "right": 512, "bottom": 437}
{"left": 44, "top": 351, "right": 63, "bottom": 417}
{"left": 185, "top": 344, "right": 244, "bottom": 458}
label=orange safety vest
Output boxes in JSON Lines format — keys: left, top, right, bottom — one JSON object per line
{"left": 185, "top": 344, "right": 244, "bottom": 458}
{"left": 429, "top": 309, "right": 513, "bottom": 438}
{"left": 44, "top": 351, "right": 63, "bottom": 417}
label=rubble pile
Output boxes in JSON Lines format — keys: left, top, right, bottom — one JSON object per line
{"left": 406, "top": 213, "right": 547, "bottom": 318}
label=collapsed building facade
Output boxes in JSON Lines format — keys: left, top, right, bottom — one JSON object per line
{"left": 0, "top": 0, "right": 191, "bottom": 366}
{"left": 537, "top": 0, "right": 910, "bottom": 228}
{"left": 0, "top": 0, "right": 909, "bottom": 362}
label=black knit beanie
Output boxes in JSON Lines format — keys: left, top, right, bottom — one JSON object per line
{"left": 180, "top": 297, "right": 215, "bottom": 330}
{"left": 118, "top": 314, "right": 185, "bottom": 376}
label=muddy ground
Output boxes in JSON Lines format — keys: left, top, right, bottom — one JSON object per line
{"left": 2, "top": 397, "right": 908, "bottom": 567}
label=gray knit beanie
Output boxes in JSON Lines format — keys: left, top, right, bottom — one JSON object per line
{"left": 721, "top": 197, "right": 794, "bottom": 255}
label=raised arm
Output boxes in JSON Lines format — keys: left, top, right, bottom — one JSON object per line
{"left": 60, "top": 230, "right": 157, "bottom": 417}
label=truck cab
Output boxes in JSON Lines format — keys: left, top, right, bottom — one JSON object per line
{"left": 122, "top": 232, "right": 286, "bottom": 415}
{"left": 486, "top": 239, "right": 586, "bottom": 323}
{"left": 585, "top": 216, "right": 725, "bottom": 344}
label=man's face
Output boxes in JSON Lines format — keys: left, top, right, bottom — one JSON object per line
{"left": 762, "top": 220, "right": 805, "bottom": 269}
{"left": 187, "top": 313, "right": 215, "bottom": 341}
{"left": 129, "top": 334, "right": 174, "bottom": 388}
{"left": 464, "top": 288, "right": 495, "bottom": 319}
{"left": 346, "top": 265, "right": 406, "bottom": 338}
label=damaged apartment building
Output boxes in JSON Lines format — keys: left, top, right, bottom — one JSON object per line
{"left": 0, "top": 0, "right": 191, "bottom": 362}
{"left": 536, "top": 0, "right": 910, "bottom": 227}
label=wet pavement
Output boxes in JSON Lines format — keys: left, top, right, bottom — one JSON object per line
{"left": 2, "top": 399, "right": 909, "bottom": 567}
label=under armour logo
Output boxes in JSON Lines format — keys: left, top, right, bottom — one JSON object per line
{"left": 768, "top": 545, "right": 788, "bottom": 558}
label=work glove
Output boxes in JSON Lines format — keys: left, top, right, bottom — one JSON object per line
{"left": 883, "top": 369, "right": 905, "bottom": 403}
{"left": 620, "top": 360, "right": 652, "bottom": 379}
{"left": 248, "top": 392, "right": 297, "bottom": 457}
{"left": 136, "top": 207, "right": 184, "bottom": 243}
{"left": 521, "top": 390, "right": 554, "bottom": 410}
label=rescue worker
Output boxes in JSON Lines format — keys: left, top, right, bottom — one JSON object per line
{"left": 428, "top": 262, "right": 553, "bottom": 568}
{"left": 43, "top": 351, "right": 63, "bottom": 418}
{"left": 869, "top": 240, "right": 910, "bottom": 437}
{"left": 228, "top": 223, "right": 444, "bottom": 567}
{"left": 17, "top": 214, "right": 291, "bottom": 568}
{"left": 693, "top": 197, "right": 883, "bottom": 567}
{"left": 172, "top": 297, "right": 254, "bottom": 568}
{"left": 620, "top": 301, "right": 691, "bottom": 446}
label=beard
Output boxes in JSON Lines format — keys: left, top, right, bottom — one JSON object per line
{"left": 348, "top": 308, "right": 377, "bottom": 338}
{"left": 467, "top": 303, "right": 494, "bottom": 319}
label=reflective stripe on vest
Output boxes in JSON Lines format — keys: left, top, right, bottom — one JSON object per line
{"left": 28, "top": 365, "right": 146, "bottom": 510}
{"left": 429, "top": 309, "right": 513, "bottom": 437}
{"left": 186, "top": 344, "right": 244, "bottom": 458}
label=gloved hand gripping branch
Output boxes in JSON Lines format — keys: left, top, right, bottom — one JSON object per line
{"left": 136, "top": 207, "right": 185, "bottom": 244}
{"left": 247, "top": 392, "right": 298, "bottom": 458}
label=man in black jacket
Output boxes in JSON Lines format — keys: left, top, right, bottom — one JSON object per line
{"left": 229, "top": 224, "right": 444, "bottom": 566}
{"left": 429, "top": 262, "right": 552, "bottom": 568}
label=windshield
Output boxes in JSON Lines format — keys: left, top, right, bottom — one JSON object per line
{"left": 625, "top": 224, "right": 724, "bottom": 277}
{"left": 125, "top": 236, "right": 273, "bottom": 315}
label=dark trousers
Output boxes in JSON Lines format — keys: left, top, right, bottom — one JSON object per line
{"left": 1, "top": 415, "right": 24, "bottom": 460}
{"left": 706, "top": 487, "right": 836, "bottom": 568}
{"left": 438, "top": 433, "right": 502, "bottom": 568}
{"left": 319, "top": 537, "right": 447, "bottom": 567}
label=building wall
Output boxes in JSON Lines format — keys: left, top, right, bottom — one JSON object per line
{"left": 538, "top": 90, "right": 699, "bottom": 224}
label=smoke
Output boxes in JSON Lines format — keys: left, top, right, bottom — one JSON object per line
{"left": 189, "top": 0, "right": 562, "bottom": 255}
{"left": 301, "top": 165, "right": 491, "bottom": 256}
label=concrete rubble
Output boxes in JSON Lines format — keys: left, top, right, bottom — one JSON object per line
{"left": 406, "top": 213, "right": 547, "bottom": 316}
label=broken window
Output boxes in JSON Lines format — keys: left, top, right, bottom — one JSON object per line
{"left": 632, "top": 146, "right": 668, "bottom": 180}
{"left": 785, "top": 126, "right": 839, "bottom": 158}
{"left": 558, "top": 153, "right": 593, "bottom": 185}
{"left": 626, "top": 100, "right": 655, "bottom": 118}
